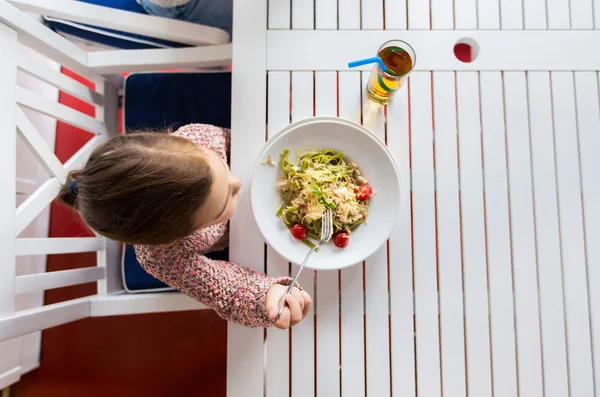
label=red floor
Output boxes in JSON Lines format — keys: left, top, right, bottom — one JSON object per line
{"left": 13, "top": 70, "right": 227, "bottom": 397}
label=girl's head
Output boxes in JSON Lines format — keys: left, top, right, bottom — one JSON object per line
{"left": 58, "top": 133, "right": 242, "bottom": 245}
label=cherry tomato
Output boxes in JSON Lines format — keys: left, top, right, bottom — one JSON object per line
{"left": 333, "top": 231, "right": 350, "bottom": 248}
{"left": 356, "top": 184, "right": 373, "bottom": 201}
{"left": 290, "top": 224, "right": 307, "bottom": 240}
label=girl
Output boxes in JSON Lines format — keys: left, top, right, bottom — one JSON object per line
{"left": 57, "top": 124, "right": 311, "bottom": 329}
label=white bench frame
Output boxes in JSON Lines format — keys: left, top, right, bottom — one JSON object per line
{"left": 0, "top": 0, "right": 227, "bottom": 388}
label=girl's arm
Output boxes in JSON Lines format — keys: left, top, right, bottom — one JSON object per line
{"left": 136, "top": 245, "right": 291, "bottom": 327}
{"left": 186, "top": 222, "right": 228, "bottom": 253}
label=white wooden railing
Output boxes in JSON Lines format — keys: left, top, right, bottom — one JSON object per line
{"left": 0, "top": 0, "right": 226, "bottom": 388}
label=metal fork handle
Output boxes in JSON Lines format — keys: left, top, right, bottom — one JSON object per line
{"left": 274, "top": 241, "right": 324, "bottom": 322}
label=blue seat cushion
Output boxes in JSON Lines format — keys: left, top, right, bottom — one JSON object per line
{"left": 124, "top": 72, "right": 232, "bottom": 131}
{"left": 122, "top": 244, "right": 171, "bottom": 292}
{"left": 122, "top": 72, "right": 231, "bottom": 292}
{"left": 122, "top": 244, "right": 231, "bottom": 292}
{"left": 45, "top": 0, "right": 188, "bottom": 50}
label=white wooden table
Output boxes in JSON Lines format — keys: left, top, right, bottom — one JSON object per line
{"left": 227, "top": 0, "right": 600, "bottom": 395}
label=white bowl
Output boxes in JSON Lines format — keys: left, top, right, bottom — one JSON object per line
{"left": 249, "top": 117, "right": 403, "bottom": 270}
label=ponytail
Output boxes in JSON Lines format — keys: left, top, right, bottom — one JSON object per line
{"left": 57, "top": 171, "right": 80, "bottom": 209}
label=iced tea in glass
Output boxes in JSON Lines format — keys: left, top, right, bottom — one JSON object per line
{"left": 366, "top": 40, "right": 416, "bottom": 105}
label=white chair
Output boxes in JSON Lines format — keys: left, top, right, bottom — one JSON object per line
{"left": 0, "top": 0, "right": 222, "bottom": 388}
{"left": 8, "top": 0, "right": 232, "bottom": 80}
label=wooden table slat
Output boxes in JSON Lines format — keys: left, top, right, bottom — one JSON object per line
{"left": 433, "top": 71, "right": 467, "bottom": 397}
{"left": 338, "top": 71, "right": 366, "bottom": 397}
{"left": 504, "top": 71, "right": 544, "bottom": 397}
{"left": 289, "top": 71, "right": 316, "bottom": 397}
{"left": 456, "top": 72, "right": 493, "bottom": 397}
{"left": 387, "top": 76, "right": 416, "bottom": 397}
{"left": 314, "top": 71, "right": 341, "bottom": 397}
{"left": 574, "top": 71, "right": 600, "bottom": 394}
{"left": 551, "top": 71, "right": 595, "bottom": 397}
{"left": 361, "top": 71, "right": 391, "bottom": 397}
{"left": 528, "top": 71, "right": 570, "bottom": 397}
{"left": 546, "top": 0, "right": 571, "bottom": 28}
{"left": 265, "top": 71, "right": 292, "bottom": 397}
{"left": 454, "top": 0, "right": 478, "bottom": 29}
{"left": 409, "top": 71, "right": 442, "bottom": 397}
{"left": 479, "top": 71, "right": 519, "bottom": 397}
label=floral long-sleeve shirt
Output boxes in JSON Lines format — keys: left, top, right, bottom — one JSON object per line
{"left": 134, "top": 124, "right": 290, "bottom": 328}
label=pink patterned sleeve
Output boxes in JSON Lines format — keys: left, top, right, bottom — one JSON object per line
{"left": 135, "top": 242, "right": 291, "bottom": 327}
{"left": 186, "top": 222, "right": 228, "bottom": 253}
{"left": 171, "top": 123, "right": 230, "bottom": 162}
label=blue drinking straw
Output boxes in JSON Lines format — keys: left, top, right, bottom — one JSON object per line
{"left": 348, "top": 56, "right": 395, "bottom": 75}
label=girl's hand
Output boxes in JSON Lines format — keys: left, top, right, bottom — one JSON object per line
{"left": 266, "top": 284, "right": 312, "bottom": 329}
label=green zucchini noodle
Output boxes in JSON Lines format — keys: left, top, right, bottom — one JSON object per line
{"left": 276, "top": 149, "right": 371, "bottom": 240}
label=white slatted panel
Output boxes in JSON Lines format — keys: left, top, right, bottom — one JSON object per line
{"left": 387, "top": 73, "right": 416, "bottom": 397}
{"left": 290, "top": 71, "right": 315, "bottom": 397}
{"left": 0, "top": 297, "right": 90, "bottom": 343}
{"left": 478, "top": 0, "right": 500, "bottom": 28}
{"left": 456, "top": 72, "right": 493, "bottom": 397}
{"left": 268, "top": 0, "right": 290, "bottom": 28}
{"left": 15, "top": 237, "right": 104, "bottom": 256}
{"left": 0, "top": 23, "right": 19, "bottom": 383}
{"left": 16, "top": 178, "right": 61, "bottom": 236}
{"left": 570, "top": 0, "right": 594, "bottom": 28}
{"left": 361, "top": 0, "right": 383, "bottom": 29}
{"left": 266, "top": 71, "right": 291, "bottom": 397}
{"left": 384, "top": 0, "right": 407, "bottom": 28}
{"left": 454, "top": 0, "right": 477, "bottom": 29}
{"left": 407, "top": 0, "right": 430, "bottom": 29}
{"left": 339, "top": 0, "right": 360, "bottom": 28}
{"left": 504, "top": 72, "right": 544, "bottom": 397}
{"left": 409, "top": 71, "right": 441, "bottom": 397}
{"left": 432, "top": 72, "right": 466, "bottom": 397}
{"left": 431, "top": 0, "right": 454, "bottom": 29}
{"left": 293, "top": 0, "right": 314, "bottom": 28}
{"left": 479, "top": 72, "right": 518, "bottom": 397}
{"left": 546, "top": 0, "right": 570, "bottom": 28}
{"left": 314, "top": 71, "right": 340, "bottom": 397}
{"left": 574, "top": 72, "right": 600, "bottom": 394}
{"left": 316, "top": 0, "right": 337, "bottom": 28}
{"left": 15, "top": 267, "right": 106, "bottom": 294}
{"left": 17, "top": 53, "right": 103, "bottom": 106}
{"left": 16, "top": 107, "right": 64, "bottom": 180}
{"left": 551, "top": 72, "right": 595, "bottom": 397}
{"left": 17, "top": 88, "right": 104, "bottom": 135}
{"left": 499, "top": 0, "right": 524, "bottom": 29}
{"left": 338, "top": 71, "right": 366, "bottom": 397}
{"left": 361, "top": 71, "right": 391, "bottom": 397}
{"left": 596, "top": 0, "right": 600, "bottom": 28}
{"left": 227, "top": 0, "right": 267, "bottom": 391}
{"left": 523, "top": 0, "right": 547, "bottom": 28}
{"left": 528, "top": 72, "right": 570, "bottom": 397}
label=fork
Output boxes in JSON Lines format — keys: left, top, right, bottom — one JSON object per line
{"left": 275, "top": 209, "right": 334, "bottom": 323}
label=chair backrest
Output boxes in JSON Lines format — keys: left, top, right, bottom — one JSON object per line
{"left": 0, "top": 1, "right": 218, "bottom": 388}
{"left": 10, "top": 0, "right": 230, "bottom": 46}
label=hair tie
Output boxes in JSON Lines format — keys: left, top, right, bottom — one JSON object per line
{"left": 69, "top": 180, "right": 79, "bottom": 198}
